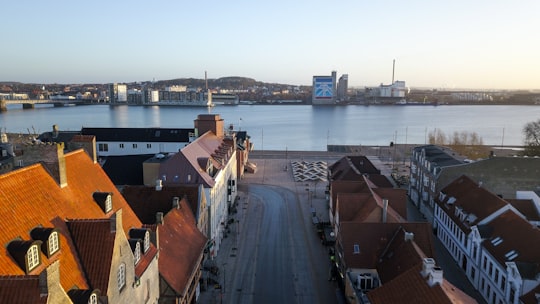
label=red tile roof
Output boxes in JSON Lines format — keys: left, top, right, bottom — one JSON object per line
{"left": 152, "top": 200, "right": 207, "bottom": 295}
{"left": 0, "top": 275, "right": 47, "bottom": 304}
{"left": 122, "top": 185, "right": 201, "bottom": 224}
{"left": 437, "top": 175, "right": 508, "bottom": 231}
{"left": 66, "top": 219, "right": 115, "bottom": 293}
{"left": 338, "top": 222, "right": 435, "bottom": 270}
{"left": 367, "top": 263, "right": 477, "bottom": 304}
{"left": 506, "top": 198, "right": 540, "bottom": 221}
{"left": 481, "top": 210, "right": 540, "bottom": 272}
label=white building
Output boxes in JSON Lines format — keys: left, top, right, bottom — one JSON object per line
{"left": 434, "top": 175, "right": 540, "bottom": 304}
{"left": 81, "top": 127, "right": 197, "bottom": 157}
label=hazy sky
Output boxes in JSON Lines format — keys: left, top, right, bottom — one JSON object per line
{"left": 2, "top": 1, "right": 539, "bottom": 89}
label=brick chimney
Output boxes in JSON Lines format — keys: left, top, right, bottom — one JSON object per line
{"left": 22, "top": 142, "right": 67, "bottom": 188}
{"left": 194, "top": 114, "right": 224, "bottom": 138}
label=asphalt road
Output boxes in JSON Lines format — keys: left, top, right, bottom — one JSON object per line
{"left": 223, "top": 184, "right": 337, "bottom": 304}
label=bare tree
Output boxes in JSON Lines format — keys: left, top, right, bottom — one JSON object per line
{"left": 522, "top": 119, "right": 540, "bottom": 156}
{"left": 428, "top": 128, "right": 487, "bottom": 159}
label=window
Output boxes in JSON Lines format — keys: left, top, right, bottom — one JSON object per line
{"left": 119, "top": 143, "right": 124, "bottom": 148}
{"left": 98, "top": 143, "right": 109, "bottom": 152}
{"left": 118, "top": 263, "right": 126, "bottom": 290}
{"left": 134, "top": 242, "right": 141, "bottom": 265}
{"left": 48, "top": 231, "right": 60, "bottom": 255}
{"left": 132, "top": 143, "right": 138, "bottom": 149}
{"left": 27, "top": 245, "right": 40, "bottom": 271}
{"left": 353, "top": 244, "right": 360, "bottom": 254}
{"left": 105, "top": 194, "right": 112, "bottom": 213}
{"left": 147, "top": 143, "right": 151, "bottom": 149}
{"left": 143, "top": 231, "right": 150, "bottom": 253}
{"left": 88, "top": 293, "right": 98, "bottom": 304}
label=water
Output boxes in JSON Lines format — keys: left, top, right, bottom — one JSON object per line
{"left": 1, "top": 104, "right": 538, "bottom": 151}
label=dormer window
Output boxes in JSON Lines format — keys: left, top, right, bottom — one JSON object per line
{"left": 129, "top": 239, "right": 142, "bottom": 265}
{"left": 7, "top": 239, "right": 43, "bottom": 274}
{"left": 30, "top": 227, "right": 60, "bottom": 257}
{"left": 129, "top": 228, "right": 151, "bottom": 254}
{"left": 93, "top": 192, "right": 113, "bottom": 213}
{"left": 88, "top": 293, "right": 98, "bottom": 304}
{"left": 105, "top": 195, "right": 112, "bottom": 213}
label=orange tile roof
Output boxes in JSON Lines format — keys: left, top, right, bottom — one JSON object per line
{"left": 0, "top": 149, "right": 142, "bottom": 292}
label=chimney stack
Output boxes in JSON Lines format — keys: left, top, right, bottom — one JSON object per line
{"left": 156, "top": 212, "right": 164, "bottom": 225}
{"left": 172, "top": 197, "right": 180, "bottom": 209}
{"left": 22, "top": 142, "right": 67, "bottom": 188}
{"left": 156, "top": 179, "right": 163, "bottom": 191}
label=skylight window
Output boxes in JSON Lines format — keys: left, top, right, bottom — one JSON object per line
{"left": 491, "top": 237, "right": 503, "bottom": 246}
{"left": 505, "top": 250, "right": 518, "bottom": 261}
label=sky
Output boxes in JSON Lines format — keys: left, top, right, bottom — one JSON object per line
{"left": 2, "top": 1, "right": 539, "bottom": 90}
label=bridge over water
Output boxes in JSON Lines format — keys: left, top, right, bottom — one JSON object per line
{"left": 0, "top": 99, "right": 105, "bottom": 111}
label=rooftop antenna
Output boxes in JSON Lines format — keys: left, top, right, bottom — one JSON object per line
{"left": 392, "top": 59, "right": 395, "bottom": 84}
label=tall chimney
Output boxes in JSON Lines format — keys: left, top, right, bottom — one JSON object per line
{"left": 392, "top": 59, "right": 395, "bottom": 84}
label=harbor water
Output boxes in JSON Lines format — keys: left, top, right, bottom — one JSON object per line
{"left": 1, "top": 104, "right": 538, "bottom": 151}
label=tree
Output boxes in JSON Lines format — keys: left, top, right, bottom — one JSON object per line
{"left": 522, "top": 119, "right": 540, "bottom": 156}
{"left": 427, "top": 128, "right": 489, "bottom": 159}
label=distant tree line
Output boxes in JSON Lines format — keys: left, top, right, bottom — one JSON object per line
{"left": 428, "top": 128, "right": 490, "bottom": 160}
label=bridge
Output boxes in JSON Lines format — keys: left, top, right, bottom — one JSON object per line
{"left": 0, "top": 99, "right": 103, "bottom": 111}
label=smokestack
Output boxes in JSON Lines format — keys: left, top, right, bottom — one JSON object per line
{"left": 382, "top": 198, "right": 388, "bottom": 223}
{"left": 392, "top": 59, "right": 395, "bottom": 84}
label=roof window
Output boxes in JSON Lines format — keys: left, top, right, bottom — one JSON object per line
{"left": 93, "top": 192, "right": 113, "bottom": 213}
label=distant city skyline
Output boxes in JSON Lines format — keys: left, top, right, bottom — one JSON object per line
{"left": 2, "top": 1, "right": 539, "bottom": 90}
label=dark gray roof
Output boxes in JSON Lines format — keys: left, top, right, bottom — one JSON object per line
{"left": 101, "top": 154, "right": 154, "bottom": 185}
{"left": 81, "top": 127, "right": 195, "bottom": 142}
{"left": 414, "top": 145, "right": 464, "bottom": 167}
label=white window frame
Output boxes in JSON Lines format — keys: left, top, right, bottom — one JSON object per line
{"left": 48, "top": 231, "right": 59, "bottom": 255}
{"left": 143, "top": 231, "right": 150, "bottom": 253}
{"left": 88, "top": 293, "right": 98, "bottom": 304}
{"left": 134, "top": 242, "right": 141, "bottom": 265}
{"left": 105, "top": 194, "right": 112, "bottom": 213}
{"left": 27, "top": 244, "right": 40, "bottom": 271}
{"left": 118, "top": 263, "right": 126, "bottom": 290}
